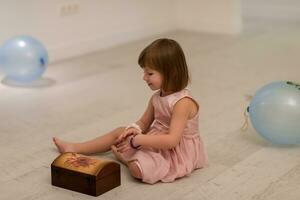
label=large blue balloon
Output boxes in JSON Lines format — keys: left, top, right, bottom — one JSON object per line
{"left": 249, "top": 81, "right": 300, "bottom": 145}
{"left": 0, "top": 35, "right": 48, "bottom": 83}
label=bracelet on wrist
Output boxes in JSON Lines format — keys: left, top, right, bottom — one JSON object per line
{"left": 129, "top": 135, "right": 141, "bottom": 150}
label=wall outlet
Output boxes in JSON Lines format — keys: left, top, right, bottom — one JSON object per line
{"left": 60, "top": 4, "right": 80, "bottom": 17}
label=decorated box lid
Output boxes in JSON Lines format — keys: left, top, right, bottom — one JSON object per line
{"left": 51, "top": 152, "right": 119, "bottom": 178}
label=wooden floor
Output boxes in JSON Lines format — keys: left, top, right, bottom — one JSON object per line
{"left": 1, "top": 19, "right": 300, "bottom": 200}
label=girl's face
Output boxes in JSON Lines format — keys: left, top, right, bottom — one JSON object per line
{"left": 143, "top": 67, "right": 163, "bottom": 91}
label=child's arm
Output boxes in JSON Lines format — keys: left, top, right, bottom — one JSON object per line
{"left": 115, "top": 96, "right": 154, "bottom": 144}
{"left": 135, "top": 96, "right": 155, "bottom": 133}
{"left": 134, "top": 97, "right": 198, "bottom": 150}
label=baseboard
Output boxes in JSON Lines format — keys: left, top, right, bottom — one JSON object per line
{"left": 48, "top": 25, "right": 174, "bottom": 63}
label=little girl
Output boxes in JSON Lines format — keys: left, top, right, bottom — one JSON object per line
{"left": 53, "top": 38, "right": 208, "bottom": 184}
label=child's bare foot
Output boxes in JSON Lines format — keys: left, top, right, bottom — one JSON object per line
{"left": 111, "top": 145, "right": 127, "bottom": 165}
{"left": 53, "top": 137, "right": 76, "bottom": 153}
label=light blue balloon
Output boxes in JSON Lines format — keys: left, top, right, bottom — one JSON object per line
{"left": 249, "top": 81, "right": 300, "bottom": 145}
{"left": 0, "top": 35, "right": 48, "bottom": 83}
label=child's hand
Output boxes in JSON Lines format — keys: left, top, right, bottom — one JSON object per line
{"left": 115, "top": 136, "right": 133, "bottom": 153}
{"left": 115, "top": 127, "right": 140, "bottom": 145}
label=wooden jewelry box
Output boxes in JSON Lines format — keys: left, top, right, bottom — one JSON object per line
{"left": 51, "top": 152, "right": 121, "bottom": 196}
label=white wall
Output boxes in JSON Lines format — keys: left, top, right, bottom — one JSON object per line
{"left": 242, "top": 0, "right": 300, "bottom": 21}
{"left": 0, "top": 0, "right": 242, "bottom": 62}
{"left": 0, "top": 0, "right": 176, "bottom": 62}
{"left": 175, "top": 0, "right": 242, "bottom": 34}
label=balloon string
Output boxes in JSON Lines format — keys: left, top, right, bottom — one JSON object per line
{"left": 241, "top": 95, "right": 252, "bottom": 131}
{"left": 241, "top": 108, "right": 249, "bottom": 131}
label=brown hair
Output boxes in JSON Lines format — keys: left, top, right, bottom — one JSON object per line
{"left": 138, "top": 38, "right": 190, "bottom": 93}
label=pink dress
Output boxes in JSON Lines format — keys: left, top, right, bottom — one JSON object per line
{"left": 119, "top": 88, "right": 208, "bottom": 184}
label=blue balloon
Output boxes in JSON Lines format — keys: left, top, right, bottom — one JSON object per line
{"left": 249, "top": 81, "right": 300, "bottom": 145}
{"left": 0, "top": 35, "right": 48, "bottom": 83}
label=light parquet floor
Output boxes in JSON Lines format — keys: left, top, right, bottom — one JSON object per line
{"left": 0, "top": 19, "right": 300, "bottom": 200}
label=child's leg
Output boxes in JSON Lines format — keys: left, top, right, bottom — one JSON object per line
{"left": 128, "top": 161, "right": 142, "bottom": 179}
{"left": 110, "top": 146, "right": 142, "bottom": 179}
{"left": 53, "top": 127, "right": 125, "bottom": 155}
